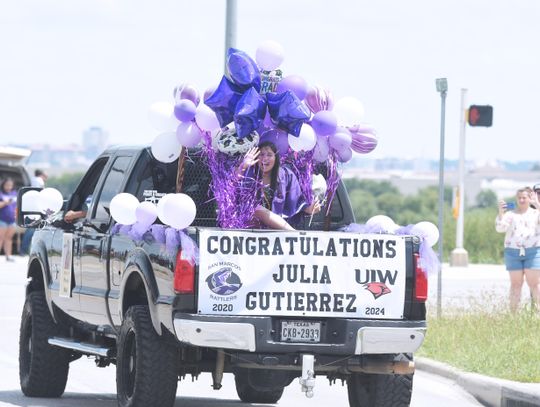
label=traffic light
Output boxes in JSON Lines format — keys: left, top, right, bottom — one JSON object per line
{"left": 468, "top": 105, "right": 493, "bottom": 127}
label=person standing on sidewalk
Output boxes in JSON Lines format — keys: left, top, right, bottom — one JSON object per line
{"left": 495, "top": 186, "right": 540, "bottom": 312}
{"left": 0, "top": 178, "right": 18, "bottom": 262}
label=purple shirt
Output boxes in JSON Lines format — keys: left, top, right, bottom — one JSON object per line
{"left": 246, "top": 166, "right": 307, "bottom": 226}
{"left": 0, "top": 190, "right": 17, "bottom": 224}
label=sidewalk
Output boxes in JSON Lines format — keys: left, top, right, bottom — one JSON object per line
{"left": 417, "top": 357, "right": 540, "bottom": 407}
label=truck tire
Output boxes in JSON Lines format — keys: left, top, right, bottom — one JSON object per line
{"left": 117, "top": 306, "right": 178, "bottom": 407}
{"left": 234, "top": 369, "right": 285, "bottom": 404}
{"left": 347, "top": 372, "right": 413, "bottom": 407}
{"left": 19, "top": 291, "right": 70, "bottom": 397}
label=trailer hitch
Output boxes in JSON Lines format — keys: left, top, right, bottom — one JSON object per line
{"left": 299, "top": 354, "right": 315, "bottom": 398}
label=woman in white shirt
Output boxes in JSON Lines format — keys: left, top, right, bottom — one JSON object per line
{"left": 495, "top": 186, "right": 540, "bottom": 312}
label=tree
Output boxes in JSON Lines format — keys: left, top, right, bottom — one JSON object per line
{"left": 47, "top": 172, "right": 85, "bottom": 197}
{"left": 475, "top": 189, "right": 498, "bottom": 208}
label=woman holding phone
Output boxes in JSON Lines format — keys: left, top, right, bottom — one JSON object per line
{"left": 495, "top": 186, "right": 540, "bottom": 312}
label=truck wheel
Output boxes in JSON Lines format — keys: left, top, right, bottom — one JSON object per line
{"left": 234, "top": 369, "right": 285, "bottom": 404}
{"left": 19, "top": 291, "right": 70, "bottom": 397}
{"left": 117, "top": 306, "right": 178, "bottom": 407}
{"left": 347, "top": 372, "right": 413, "bottom": 407}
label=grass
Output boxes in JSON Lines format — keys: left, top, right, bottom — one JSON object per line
{"left": 418, "top": 298, "right": 540, "bottom": 383}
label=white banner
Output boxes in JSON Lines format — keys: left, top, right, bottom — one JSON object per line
{"left": 198, "top": 229, "right": 407, "bottom": 319}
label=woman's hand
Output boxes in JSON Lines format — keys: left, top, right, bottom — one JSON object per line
{"left": 498, "top": 200, "right": 507, "bottom": 217}
{"left": 304, "top": 198, "right": 321, "bottom": 215}
{"left": 243, "top": 147, "right": 259, "bottom": 168}
{"left": 530, "top": 191, "right": 540, "bottom": 209}
{"left": 236, "top": 147, "right": 259, "bottom": 177}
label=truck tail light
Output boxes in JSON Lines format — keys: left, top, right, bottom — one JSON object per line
{"left": 414, "top": 253, "right": 428, "bottom": 302}
{"left": 174, "top": 250, "right": 195, "bottom": 294}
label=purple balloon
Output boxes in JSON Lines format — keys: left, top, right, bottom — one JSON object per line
{"left": 234, "top": 87, "right": 267, "bottom": 139}
{"left": 350, "top": 130, "right": 378, "bottom": 154}
{"left": 266, "top": 91, "right": 311, "bottom": 137}
{"left": 276, "top": 75, "right": 308, "bottom": 101}
{"left": 176, "top": 122, "right": 202, "bottom": 148}
{"left": 203, "top": 86, "right": 216, "bottom": 102}
{"left": 329, "top": 128, "right": 352, "bottom": 151}
{"left": 173, "top": 83, "right": 200, "bottom": 106}
{"left": 311, "top": 110, "right": 337, "bottom": 136}
{"left": 174, "top": 99, "right": 197, "bottom": 122}
{"left": 349, "top": 123, "right": 377, "bottom": 135}
{"left": 227, "top": 48, "right": 261, "bottom": 90}
{"left": 205, "top": 76, "right": 244, "bottom": 128}
{"left": 305, "top": 85, "right": 334, "bottom": 113}
{"left": 259, "top": 128, "right": 290, "bottom": 156}
{"left": 336, "top": 147, "right": 353, "bottom": 163}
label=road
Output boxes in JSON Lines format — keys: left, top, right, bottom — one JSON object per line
{"left": 0, "top": 256, "right": 496, "bottom": 406}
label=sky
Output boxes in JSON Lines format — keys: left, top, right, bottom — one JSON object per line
{"left": 1, "top": 0, "right": 539, "bottom": 162}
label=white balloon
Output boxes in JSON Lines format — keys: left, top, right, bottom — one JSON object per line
{"left": 195, "top": 104, "right": 220, "bottom": 132}
{"left": 110, "top": 193, "right": 139, "bottom": 225}
{"left": 333, "top": 97, "right": 365, "bottom": 127}
{"left": 158, "top": 193, "right": 196, "bottom": 230}
{"left": 135, "top": 201, "right": 158, "bottom": 227}
{"left": 411, "top": 221, "right": 440, "bottom": 247}
{"left": 311, "top": 174, "right": 327, "bottom": 202}
{"left": 366, "top": 215, "right": 398, "bottom": 233}
{"left": 256, "top": 40, "right": 285, "bottom": 71}
{"left": 156, "top": 194, "right": 173, "bottom": 222}
{"left": 312, "top": 135, "right": 330, "bottom": 163}
{"left": 151, "top": 132, "right": 182, "bottom": 163}
{"left": 38, "top": 188, "right": 63, "bottom": 214}
{"left": 288, "top": 124, "right": 316, "bottom": 152}
{"left": 22, "top": 190, "right": 41, "bottom": 212}
{"left": 148, "top": 101, "right": 179, "bottom": 132}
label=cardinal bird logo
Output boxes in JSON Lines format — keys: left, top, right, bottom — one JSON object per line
{"left": 364, "top": 282, "right": 391, "bottom": 299}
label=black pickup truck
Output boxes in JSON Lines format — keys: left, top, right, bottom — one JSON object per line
{"left": 17, "top": 145, "right": 427, "bottom": 407}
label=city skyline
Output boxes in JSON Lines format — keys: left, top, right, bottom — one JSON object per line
{"left": 1, "top": 0, "right": 539, "bottom": 162}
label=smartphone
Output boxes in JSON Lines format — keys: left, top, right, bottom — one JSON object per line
{"left": 506, "top": 202, "right": 516, "bottom": 210}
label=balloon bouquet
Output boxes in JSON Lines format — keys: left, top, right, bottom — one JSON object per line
{"left": 109, "top": 40, "right": 439, "bottom": 270}
{"left": 144, "top": 40, "right": 378, "bottom": 229}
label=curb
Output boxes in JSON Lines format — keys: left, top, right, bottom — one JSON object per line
{"left": 416, "top": 357, "right": 540, "bottom": 407}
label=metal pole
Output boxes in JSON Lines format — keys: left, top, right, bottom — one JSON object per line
{"left": 435, "top": 79, "right": 447, "bottom": 318}
{"left": 456, "top": 88, "right": 467, "bottom": 250}
{"left": 224, "top": 0, "right": 237, "bottom": 74}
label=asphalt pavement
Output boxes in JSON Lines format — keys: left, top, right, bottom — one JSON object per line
{"left": 2, "top": 255, "right": 539, "bottom": 406}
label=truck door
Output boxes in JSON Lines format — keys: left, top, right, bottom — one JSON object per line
{"left": 51, "top": 157, "right": 110, "bottom": 318}
{"left": 77, "top": 156, "right": 133, "bottom": 326}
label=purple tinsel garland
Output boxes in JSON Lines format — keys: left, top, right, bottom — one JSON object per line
{"left": 202, "top": 131, "right": 261, "bottom": 229}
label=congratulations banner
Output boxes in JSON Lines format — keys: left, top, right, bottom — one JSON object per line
{"left": 197, "top": 229, "right": 407, "bottom": 319}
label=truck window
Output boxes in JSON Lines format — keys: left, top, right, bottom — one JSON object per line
{"left": 127, "top": 148, "right": 217, "bottom": 227}
{"left": 92, "top": 156, "right": 132, "bottom": 221}
{"left": 68, "top": 157, "right": 109, "bottom": 214}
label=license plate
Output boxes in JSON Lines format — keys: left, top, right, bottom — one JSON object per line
{"left": 280, "top": 321, "right": 321, "bottom": 343}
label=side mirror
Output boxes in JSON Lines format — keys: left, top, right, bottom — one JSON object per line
{"left": 16, "top": 187, "right": 44, "bottom": 228}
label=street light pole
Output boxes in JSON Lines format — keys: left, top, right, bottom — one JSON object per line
{"left": 435, "top": 78, "right": 448, "bottom": 318}
{"left": 450, "top": 88, "right": 469, "bottom": 267}
{"left": 224, "top": 0, "right": 237, "bottom": 74}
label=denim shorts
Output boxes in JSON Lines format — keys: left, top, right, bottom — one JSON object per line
{"left": 0, "top": 220, "right": 15, "bottom": 228}
{"left": 504, "top": 247, "right": 540, "bottom": 271}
